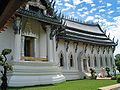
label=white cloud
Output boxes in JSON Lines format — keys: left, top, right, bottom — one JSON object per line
{"left": 64, "top": 0, "right": 69, "bottom": 2}
{"left": 62, "top": 7, "right": 71, "bottom": 12}
{"left": 108, "top": 10, "right": 114, "bottom": 14}
{"left": 107, "top": 3, "right": 112, "bottom": 7}
{"left": 73, "top": 0, "right": 81, "bottom": 5}
{"left": 82, "top": 0, "right": 93, "bottom": 4}
{"left": 78, "top": 7, "right": 87, "bottom": 12}
{"left": 91, "top": 3, "right": 96, "bottom": 7}
{"left": 85, "top": 16, "right": 94, "bottom": 22}
{"left": 89, "top": 8, "right": 96, "bottom": 13}
{"left": 99, "top": 9, "right": 105, "bottom": 12}
{"left": 107, "top": 29, "right": 120, "bottom": 55}
{"left": 117, "top": 0, "right": 120, "bottom": 4}
{"left": 106, "top": 16, "right": 120, "bottom": 55}
{"left": 64, "top": 3, "right": 76, "bottom": 9}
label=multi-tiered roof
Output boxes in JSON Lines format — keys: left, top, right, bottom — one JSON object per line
{"left": 57, "top": 19, "right": 117, "bottom": 46}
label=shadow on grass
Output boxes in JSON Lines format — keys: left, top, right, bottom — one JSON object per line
{"left": 9, "top": 84, "right": 55, "bottom": 89}
{"left": 8, "top": 82, "right": 66, "bottom": 90}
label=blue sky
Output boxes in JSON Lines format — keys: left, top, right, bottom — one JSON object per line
{"left": 54, "top": 0, "right": 120, "bottom": 55}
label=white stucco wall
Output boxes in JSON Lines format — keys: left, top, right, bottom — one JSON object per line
{"left": 56, "top": 38, "right": 115, "bottom": 78}
{"left": 0, "top": 24, "right": 15, "bottom": 60}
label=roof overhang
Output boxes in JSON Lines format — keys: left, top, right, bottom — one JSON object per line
{"left": 0, "top": 0, "right": 28, "bottom": 31}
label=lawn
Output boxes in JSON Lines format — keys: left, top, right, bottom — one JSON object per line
{"left": 9, "top": 80, "right": 117, "bottom": 90}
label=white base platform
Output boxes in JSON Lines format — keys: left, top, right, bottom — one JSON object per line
{"left": 63, "top": 70, "right": 80, "bottom": 80}
{"left": 6, "top": 61, "right": 65, "bottom": 87}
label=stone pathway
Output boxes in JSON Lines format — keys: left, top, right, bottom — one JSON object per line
{"left": 98, "top": 84, "right": 120, "bottom": 90}
{"left": 97, "top": 77, "right": 111, "bottom": 80}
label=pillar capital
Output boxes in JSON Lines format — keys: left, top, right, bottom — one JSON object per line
{"left": 13, "top": 17, "right": 22, "bottom": 34}
{"left": 45, "top": 25, "right": 51, "bottom": 30}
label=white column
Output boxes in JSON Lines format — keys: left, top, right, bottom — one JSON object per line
{"left": 102, "top": 55, "right": 105, "bottom": 68}
{"left": 74, "top": 52, "right": 78, "bottom": 69}
{"left": 108, "top": 56, "right": 111, "bottom": 67}
{"left": 97, "top": 55, "right": 100, "bottom": 68}
{"left": 81, "top": 59, "right": 84, "bottom": 72}
{"left": 90, "top": 55, "right": 94, "bottom": 68}
{"left": 14, "top": 33, "right": 21, "bottom": 61}
{"left": 34, "top": 38, "right": 38, "bottom": 57}
{"left": 86, "top": 59, "right": 89, "bottom": 72}
{"left": 46, "top": 25, "right": 54, "bottom": 62}
{"left": 21, "top": 36, "right": 25, "bottom": 57}
{"left": 52, "top": 36, "right": 56, "bottom": 63}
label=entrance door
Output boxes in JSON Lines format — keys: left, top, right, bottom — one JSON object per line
{"left": 24, "top": 36, "right": 35, "bottom": 57}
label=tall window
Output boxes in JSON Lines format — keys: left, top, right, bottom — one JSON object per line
{"left": 100, "top": 56, "right": 103, "bottom": 67}
{"left": 110, "top": 56, "right": 113, "bottom": 66}
{"left": 70, "top": 55, "right": 73, "bottom": 67}
{"left": 83, "top": 59, "right": 87, "bottom": 71}
{"left": 94, "top": 56, "right": 97, "bottom": 67}
{"left": 105, "top": 56, "right": 108, "bottom": 66}
{"left": 88, "top": 56, "right": 90, "bottom": 67}
{"left": 60, "top": 53, "right": 64, "bottom": 67}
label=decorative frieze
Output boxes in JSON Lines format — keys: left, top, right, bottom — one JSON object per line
{"left": 103, "top": 46, "right": 106, "bottom": 54}
{"left": 75, "top": 42, "right": 78, "bottom": 53}
{"left": 22, "top": 31, "right": 38, "bottom": 38}
{"left": 91, "top": 45, "right": 94, "bottom": 54}
{"left": 65, "top": 41, "right": 70, "bottom": 52}
{"left": 107, "top": 46, "right": 111, "bottom": 54}
{"left": 84, "top": 44, "right": 88, "bottom": 53}
{"left": 97, "top": 46, "right": 100, "bottom": 54}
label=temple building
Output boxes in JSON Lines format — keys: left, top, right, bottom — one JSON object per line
{"left": 0, "top": 0, "right": 118, "bottom": 87}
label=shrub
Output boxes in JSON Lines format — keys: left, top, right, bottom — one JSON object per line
{"left": 111, "top": 76, "right": 116, "bottom": 80}
{"left": 105, "top": 67, "right": 111, "bottom": 77}
{"left": 117, "top": 76, "right": 120, "bottom": 83}
{"left": 90, "top": 68, "right": 96, "bottom": 79}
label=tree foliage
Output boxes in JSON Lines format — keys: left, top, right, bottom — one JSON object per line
{"left": 115, "top": 54, "right": 120, "bottom": 72}
{"left": 0, "top": 49, "right": 12, "bottom": 90}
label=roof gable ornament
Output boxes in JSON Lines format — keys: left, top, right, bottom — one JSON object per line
{"left": 112, "top": 36, "right": 115, "bottom": 42}
{"left": 116, "top": 39, "right": 119, "bottom": 44}
{"left": 50, "top": 15, "right": 66, "bottom": 39}
{"left": 108, "top": 33, "right": 110, "bottom": 38}
{"left": 46, "top": 0, "right": 56, "bottom": 17}
{"left": 104, "top": 30, "right": 106, "bottom": 34}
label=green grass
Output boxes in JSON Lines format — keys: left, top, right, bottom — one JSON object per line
{"left": 8, "top": 80, "right": 117, "bottom": 90}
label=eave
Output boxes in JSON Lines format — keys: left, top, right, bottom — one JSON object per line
{"left": 0, "top": 0, "right": 28, "bottom": 31}
{"left": 57, "top": 35, "right": 116, "bottom": 46}
{"left": 16, "top": 8, "right": 62, "bottom": 26}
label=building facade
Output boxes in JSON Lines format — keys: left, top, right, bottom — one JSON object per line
{"left": 0, "top": 0, "right": 117, "bottom": 87}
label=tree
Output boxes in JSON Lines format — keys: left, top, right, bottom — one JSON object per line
{"left": 0, "top": 49, "right": 12, "bottom": 90}
{"left": 115, "top": 54, "right": 120, "bottom": 72}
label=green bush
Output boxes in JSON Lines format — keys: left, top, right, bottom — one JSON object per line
{"left": 111, "top": 76, "right": 116, "bottom": 80}
{"left": 117, "top": 76, "right": 120, "bottom": 83}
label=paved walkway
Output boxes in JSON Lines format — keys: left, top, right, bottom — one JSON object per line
{"left": 97, "top": 77, "right": 111, "bottom": 80}
{"left": 98, "top": 84, "right": 120, "bottom": 90}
